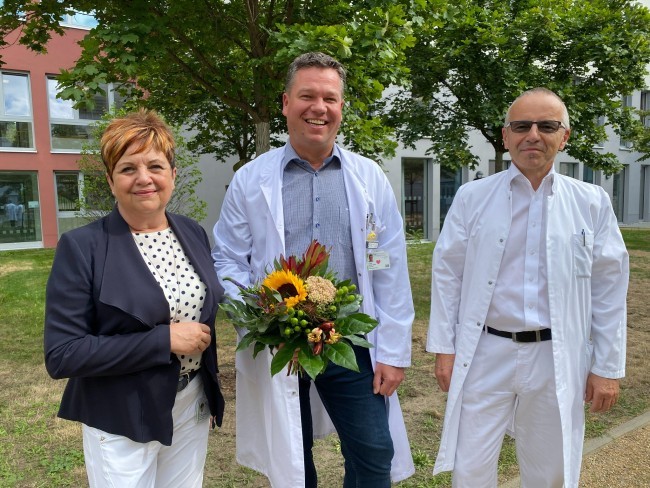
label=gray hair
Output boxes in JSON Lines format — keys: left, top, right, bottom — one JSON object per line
{"left": 285, "top": 52, "right": 347, "bottom": 95}
{"left": 505, "top": 87, "right": 570, "bottom": 129}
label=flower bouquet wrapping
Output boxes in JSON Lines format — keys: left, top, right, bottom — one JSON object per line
{"left": 221, "top": 240, "right": 378, "bottom": 379}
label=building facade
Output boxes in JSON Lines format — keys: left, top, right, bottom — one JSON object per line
{"left": 1, "top": 16, "right": 648, "bottom": 251}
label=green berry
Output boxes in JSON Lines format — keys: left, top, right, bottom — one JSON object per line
{"left": 284, "top": 327, "right": 292, "bottom": 336}
{"left": 300, "top": 319, "right": 308, "bottom": 327}
{"left": 294, "top": 325, "right": 301, "bottom": 332}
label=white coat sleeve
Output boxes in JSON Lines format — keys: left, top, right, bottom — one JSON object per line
{"left": 589, "top": 190, "right": 629, "bottom": 378}
{"left": 426, "top": 187, "right": 469, "bottom": 354}
{"left": 371, "top": 173, "right": 414, "bottom": 367}
{"left": 212, "top": 170, "right": 254, "bottom": 299}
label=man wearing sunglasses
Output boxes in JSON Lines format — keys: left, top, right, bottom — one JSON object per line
{"left": 427, "top": 87, "right": 629, "bottom": 487}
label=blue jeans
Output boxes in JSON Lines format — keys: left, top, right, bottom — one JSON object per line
{"left": 299, "top": 346, "right": 393, "bottom": 488}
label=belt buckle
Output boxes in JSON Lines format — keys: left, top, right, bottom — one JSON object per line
{"left": 535, "top": 330, "right": 541, "bottom": 342}
{"left": 177, "top": 372, "right": 192, "bottom": 392}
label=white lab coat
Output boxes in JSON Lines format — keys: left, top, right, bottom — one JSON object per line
{"left": 426, "top": 170, "right": 628, "bottom": 488}
{"left": 213, "top": 144, "right": 415, "bottom": 487}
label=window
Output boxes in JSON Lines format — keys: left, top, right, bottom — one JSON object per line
{"left": 0, "top": 171, "right": 42, "bottom": 247}
{"left": 641, "top": 91, "right": 650, "bottom": 128}
{"left": 559, "top": 162, "right": 578, "bottom": 179}
{"left": 402, "top": 158, "right": 429, "bottom": 240}
{"left": 0, "top": 72, "right": 34, "bottom": 149}
{"left": 55, "top": 172, "right": 81, "bottom": 212}
{"left": 47, "top": 78, "right": 125, "bottom": 152}
{"left": 594, "top": 115, "right": 606, "bottom": 148}
{"left": 440, "top": 166, "right": 462, "bottom": 229}
{"left": 620, "top": 95, "right": 634, "bottom": 149}
{"left": 583, "top": 165, "right": 595, "bottom": 184}
{"left": 641, "top": 165, "right": 649, "bottom": 221}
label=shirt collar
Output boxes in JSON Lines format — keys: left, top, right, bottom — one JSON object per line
{"left": 507, "top": 163, "right": 556, "bottom": 194}
{"left": 282, "top": 142, "right": 341, "bottom": 171}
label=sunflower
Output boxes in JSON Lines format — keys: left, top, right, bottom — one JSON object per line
{"left": 262, "top": 269, "right": 308, "bottom": 308}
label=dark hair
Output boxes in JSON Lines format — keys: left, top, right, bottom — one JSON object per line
{"left": 285, "top": 52, "right": 347, "bottom": 94}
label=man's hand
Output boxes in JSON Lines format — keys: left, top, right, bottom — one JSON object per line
{"left": 373, "top": 362, "right": 405, "bottom": 397}
{"left": 170, "top": 322, "right": 211, "bottom": 355}
{"left": 585, "top": 373, "right": 620, "bottom": 413}
{"left": 435, "top": 353, "right": 455, "bottom": 392}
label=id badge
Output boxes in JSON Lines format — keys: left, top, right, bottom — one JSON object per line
{"left": 365, "top": 212, "right": 390, "bottom": 271}
{"left": 367, "top": 250, "right": 390, "bottom": 270}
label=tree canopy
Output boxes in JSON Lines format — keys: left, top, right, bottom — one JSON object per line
{"left": 0, "top": 0, "right": 422, "bottom": 167}
{"left": 386, "top": 0, "right": 650, "bottom": 174}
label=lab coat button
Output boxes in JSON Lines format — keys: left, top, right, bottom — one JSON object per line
{"left": 463, "top": 363, "right": 468, "bottom": 367}
{"left": 476, "top": 322, "right": 481, "bottom": 327}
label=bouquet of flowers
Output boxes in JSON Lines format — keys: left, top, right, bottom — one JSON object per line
{"left": 221, "top": 240, "right": 378, "bottom": 379}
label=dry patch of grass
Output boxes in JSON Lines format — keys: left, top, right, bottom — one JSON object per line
{"left": 0, "top": 262, "right": 32, "bottom": 278}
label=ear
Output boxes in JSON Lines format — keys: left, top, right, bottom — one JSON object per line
{"left": 559, "top": 128, "right": 571, "bottom": 150}
{"left": 502, "top": 126, "right": 509, "bottom": 150}
{"left": 171, "top": 167, "right": 177, "bottom": 189}
{"left": 105, "top": 173, "right": 115, "bottom": 195}
{"left": 282, "top": 92, "right": 289, "bottom": 116}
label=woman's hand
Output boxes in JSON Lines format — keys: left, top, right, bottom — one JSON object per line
{"left": 170, "top": 322, "right": 211, "bottom": 355}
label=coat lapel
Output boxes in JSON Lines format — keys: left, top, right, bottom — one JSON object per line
{"left": 99, "top": 209, "right": 171, "bottom": 328}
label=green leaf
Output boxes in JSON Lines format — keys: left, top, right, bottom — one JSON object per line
{"left": 252, "top": 341, "right": 267, "bottom": 358}
{"left": 336, "top": 313, "right": 378, "bottom": 336}
{"left": 345, "top": 335, "right": 374, "bottom": 349}
{"left": 324, "top": 341, "right": 359, "bottom": 372}
{"left": 235, "top": 331, "right": 257, "bottom": 352}
{"left": 270, "top": 343, "right": 298, "bottom": 376}
{"left": 297, "top": 347, "right": 325, "bottom": 380}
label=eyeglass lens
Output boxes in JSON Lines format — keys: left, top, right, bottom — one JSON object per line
{"left": 509, "top": 120, "right": 563, "bottom": 133}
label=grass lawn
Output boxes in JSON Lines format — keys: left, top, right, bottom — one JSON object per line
{"left": 0, "top": 229, "right": 647, "bottom": 487}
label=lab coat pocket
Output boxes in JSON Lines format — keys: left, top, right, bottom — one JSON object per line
{"left": 572, "top": 232, "right": 594, "bottom": 278}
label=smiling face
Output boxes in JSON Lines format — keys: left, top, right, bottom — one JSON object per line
{"left": 503, "top": 92, "right": 571, "bottom": 189}
{"left": 282, "top": 67, "right": 344, "bottom": 168}
{"left": 107, "top": 144, "right": 176, "bottom": 227}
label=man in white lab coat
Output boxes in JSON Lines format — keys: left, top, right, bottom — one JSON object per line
{"left": 213, "top": 52, "right": 414, "bottom": 487}
{"left": 427, "top": 88, "right": 629, "bottom": 488}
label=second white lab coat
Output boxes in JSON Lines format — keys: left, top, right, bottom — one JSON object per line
{"left": 213, "top": 144, "right": 415, "bottom": 487}
{"left": 426, "top": 170, "right": 628, "bottom": 488}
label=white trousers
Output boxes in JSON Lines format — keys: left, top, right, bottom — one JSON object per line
{"left": 453, "top": 331, "right": 564, "bottom": 488}
{"left": 82, "top": 376, "right": 210, "bottom": 488}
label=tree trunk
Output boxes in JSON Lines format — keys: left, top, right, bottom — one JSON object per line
{"left": 494, "top": 150, "right": 505, "bottom": 173}
{"left": 255, "top": 120, "right": 270, "bottom": 156}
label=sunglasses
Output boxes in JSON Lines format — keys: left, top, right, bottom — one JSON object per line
{"left": 505, "top": 120, "right": 566, "bottom": 134}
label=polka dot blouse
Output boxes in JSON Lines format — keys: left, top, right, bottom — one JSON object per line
{"left": 132, "top": 227, "right": 206, "bottom": 374}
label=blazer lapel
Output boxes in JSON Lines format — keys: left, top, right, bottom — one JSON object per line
{"left": 99, "top": 209, "right": 170, "bottom": 328}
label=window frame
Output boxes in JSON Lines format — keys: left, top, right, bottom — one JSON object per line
{"left": 0, "top": 70, "right": 35, "bottom": 151}
{"left": 47, "top": 77, "right": 125, "bottom": 153}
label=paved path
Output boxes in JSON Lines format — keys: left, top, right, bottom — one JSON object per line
{"left": 500, "top": 410, "right": 650, "bottom": 487}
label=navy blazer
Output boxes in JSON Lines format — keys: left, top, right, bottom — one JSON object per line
{"left": 44, "top": 208, "right": 225, "bottom": 445}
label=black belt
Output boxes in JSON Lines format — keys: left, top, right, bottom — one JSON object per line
{"left": 484, "top": 326, "right": 552, "bottom": 343}
{"left": 177, "top": 369, "right": 200, "bottom": 392}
